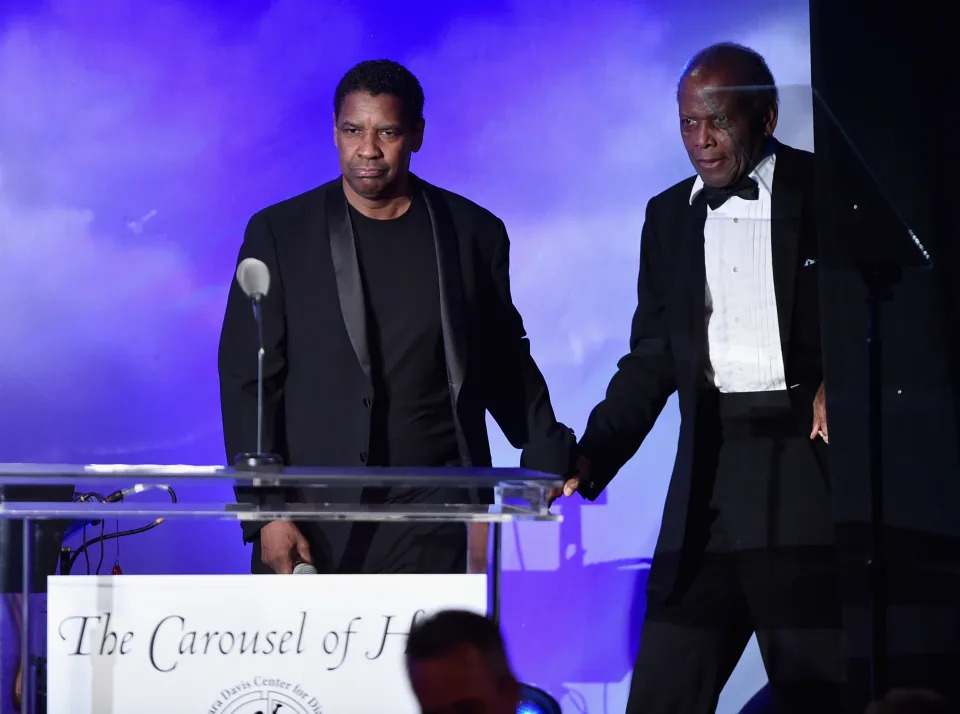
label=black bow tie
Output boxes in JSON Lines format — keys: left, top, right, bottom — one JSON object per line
{"left": 698, "top": 175, "right": 759, "bottom": 210}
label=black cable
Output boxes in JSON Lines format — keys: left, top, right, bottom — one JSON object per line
{"left": 75, "top": 492, "right": 103, "bottom": 575}
{"left": 66, "top": 485, "right": 178, "bottom": 573}
{"left": 95, "top": 519, "right": 106, "bottom": 575}
{"left": 81, "top": 523, "right": 91, "bottom": 575}
{"left": 68, "top": 519, "right": 168, "bottom": 571}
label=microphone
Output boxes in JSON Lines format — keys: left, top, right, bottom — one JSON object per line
{"left": 237, "top": 257, "right": 270, "bottom": 299}
{"left": 293, "top": 561, "right": 318, "bottom": 575}
{"left": 234, "top": 257, "right": 284, "bottom": 472}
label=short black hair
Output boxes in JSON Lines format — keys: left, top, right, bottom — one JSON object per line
{"left": 334, "top": 59, "right": 425, "bottom": 126}
{"left": 678, "top": 42, "right": 778, "bottom": 121}
{"left": 405, "top": 610, "right": 513, "bottom": 682}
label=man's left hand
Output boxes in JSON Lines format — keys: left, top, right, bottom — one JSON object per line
{"left": 810, "top": 381, "right": 828, "bottom": 443}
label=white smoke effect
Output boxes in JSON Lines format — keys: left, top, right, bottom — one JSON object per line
{"left": 0, "top": 2, "right": 811, "bottom": 710}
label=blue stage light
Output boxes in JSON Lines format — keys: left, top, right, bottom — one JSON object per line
{"left": 518, "top": 683, "right": 561, "bottom": 714}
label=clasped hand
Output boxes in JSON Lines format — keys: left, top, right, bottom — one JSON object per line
{"left": 547, "top": 454, "right": 590, "bottom": 507}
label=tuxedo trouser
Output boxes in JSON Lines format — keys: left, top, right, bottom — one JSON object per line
{"left": 626, "top": 390, "right": 847, "bottom": 714}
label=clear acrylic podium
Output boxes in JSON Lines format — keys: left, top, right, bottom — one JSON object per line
{"left": 0, "top": 464, "right": 561, "bottom": 714}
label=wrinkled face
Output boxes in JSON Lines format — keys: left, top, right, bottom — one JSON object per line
{"left": 334, "top": 91, "right": 424, "bottom": 200}
{"left": 407, "top": 645, "right": 519, "bottom": 714}
{"left": 678, "top": 64, "right": 777, "bottom": 188}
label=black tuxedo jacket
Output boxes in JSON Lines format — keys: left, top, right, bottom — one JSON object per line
{"left": 218, "top": 176, "right": 575, "bottom": 551}
{"left": 578, "top": 141, "right": 823, "bottom": 599}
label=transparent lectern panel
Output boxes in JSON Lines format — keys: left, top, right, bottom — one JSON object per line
{"left": 686, "top": 79, "right": 926, "bottom": 250}
{"left": 687, "top": 80, "right": 927, "bottom": 266}
{"left": 0, "top": 463, "right": 561, "bottom": 521}
{"left": 683, "top": 78, "right": 930, "bottom": 401}
{"left": 0, "top": 463, "right": 562, "bottom": 712}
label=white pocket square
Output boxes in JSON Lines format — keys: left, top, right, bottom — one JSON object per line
{"left": 803, "top": 258, "right": 818, "bottom": 267}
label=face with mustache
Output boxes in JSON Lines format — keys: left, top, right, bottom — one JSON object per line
{"left": 334, "top": 91, "right": 424, "bottom": 203}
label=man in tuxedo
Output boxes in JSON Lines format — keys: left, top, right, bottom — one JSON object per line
{"left": 554, "top": 44, "right": 844, "bottom": 712}
{"left": 218, "top": 59, "right": 575, "bottom": 576}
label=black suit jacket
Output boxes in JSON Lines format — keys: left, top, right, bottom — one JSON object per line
{"left": 578, "top": 141, "right": 823, "bottom": 599}
{"left": 218, "top": 176, "right": 575, "bottom": 557}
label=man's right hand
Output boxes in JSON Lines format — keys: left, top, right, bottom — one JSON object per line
{"left": 547, "top": 455, "right": 592, "bottom": 507}
{"left": 259, "top": 520, "right": 313, "bottom": 574}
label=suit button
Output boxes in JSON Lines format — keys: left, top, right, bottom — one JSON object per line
{"left": 362, "top": 397, "right": 371, "bottom": 408}
{"left": 360, "top": 452, "right": 367, "bottom": 463}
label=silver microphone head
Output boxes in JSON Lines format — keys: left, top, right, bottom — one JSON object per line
{"left": 292, "top": 562, "right": 318, "bottom": 575}
{"left": 236, "top": 257, "right": 271, "bottom": 299}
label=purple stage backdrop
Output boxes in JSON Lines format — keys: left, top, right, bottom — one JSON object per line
{"left": 0, "top": 1, "right": 813, "bottom": 711}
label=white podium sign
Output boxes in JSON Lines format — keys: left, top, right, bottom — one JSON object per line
{"left": 46, "top": 574, "right": 487, "bottom": 713}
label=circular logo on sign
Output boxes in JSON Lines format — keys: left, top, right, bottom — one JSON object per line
{"left": 219, "top": 688, "right": 312, "bottom": 714}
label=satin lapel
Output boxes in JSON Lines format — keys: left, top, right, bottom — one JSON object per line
{"left": 770, "top": 147, "right": 801, "bottom": 361}
{"left": 325, "top": 182, "right": 371, "bottom": 378}
{"left": 421, "top": 183, "right": 468, "bottom": 410}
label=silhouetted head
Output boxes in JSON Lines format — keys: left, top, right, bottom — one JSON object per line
{"left": 405, "top": 610, "right": 519, "bottom": 714}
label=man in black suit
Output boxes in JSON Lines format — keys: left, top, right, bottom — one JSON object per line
{"left": 218, "top": 59, "right": 575, "bottom": 577}
{"left": 554, "top": 44, "right": 844, "bottom": 712}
